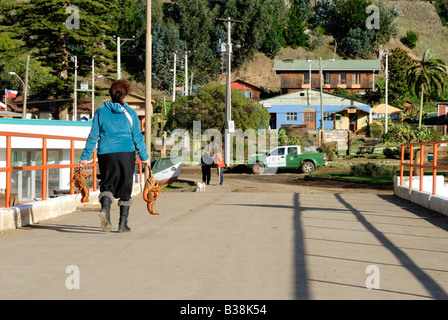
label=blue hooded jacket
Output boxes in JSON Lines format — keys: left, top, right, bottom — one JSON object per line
{"left": 80, "top": 101, "right": 149, "bottom": 161}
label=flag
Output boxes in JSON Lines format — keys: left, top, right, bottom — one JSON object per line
{"left": 6, "top": 89, "right": 18, "bottom": 98}
{"left": 0, "top": 101, "right": 6, "bottom": 110}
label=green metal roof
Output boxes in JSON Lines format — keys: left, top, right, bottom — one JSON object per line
{"left": 274, "top": 59, "right": 381, "bottom": 72}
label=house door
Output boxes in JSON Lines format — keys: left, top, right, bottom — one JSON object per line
{"left": 304, "top": 112, "right": 316, "bottom": 130}
{"left": 269, "top": 113, "right": 277, "bottom": 129}
{"left": 349, "top": 114, "right": 357, "bottom": 132}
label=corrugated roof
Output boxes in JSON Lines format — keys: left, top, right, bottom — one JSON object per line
{"left": 274, "top": 59, "right": 381, "bottom": 72}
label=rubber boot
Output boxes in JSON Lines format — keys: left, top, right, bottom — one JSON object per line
{"left": 98, "top": 192, "right": 113, "bottom": 232}
{"left": 118, "top": 200, "right": 132, "bottom": 233}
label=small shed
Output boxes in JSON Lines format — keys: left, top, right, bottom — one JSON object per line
{"left": 231, "top": 80, "right": 263, "bottom": 101}
{"left": 371, "top": 103, "right": 402, "bottom": 122}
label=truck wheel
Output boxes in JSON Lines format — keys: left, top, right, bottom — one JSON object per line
{"left": 301, "top": 161, "right": 315, "bottom": 174}
{"left": 252, "top": 162, "right": 265, "bottom": 174}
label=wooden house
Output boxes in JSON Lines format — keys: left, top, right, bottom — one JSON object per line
{"left": 231, "top": 80, "right": 263, "bottom": 100}
{"left": 274, "top": 59, "right": 381, "bottom": 96}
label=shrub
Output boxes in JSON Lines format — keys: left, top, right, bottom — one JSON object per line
{"left": 350, "top": 162, "right": 391, "bottom": 177}
{"left": 318, "top": 141, "right": 337, "bottom": 161}
{"left": 383, "top": 147, "right": 410, "bottom": 160}
{"left": 369, "top": 122, "right": 383, "bottom": 138}
{"left": 401, "top": 30, "right": 418, "bottom": 49}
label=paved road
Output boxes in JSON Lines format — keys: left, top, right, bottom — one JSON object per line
{"left": 1, "top": 179, "right": 448, "bottom": 300}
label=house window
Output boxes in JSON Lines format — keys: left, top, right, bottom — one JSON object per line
{"left": 323, "top": 112, "right": 334, "bottom": 121}
{"left": 324, "top": 72, "right": 330, "bottom": 85}
{"left": 304, "top": 73, "right": 310, "bottom": 85}
{"left": 286, "top": 112, "right": 298, "bottom": 121}
{"left": 339, "top": 73, "right": 346, "bottom": 84}
{"left": 244, "top": 91, "right": 252, "bottom": 98}
{"left": 391, "top": 113, "right": 400, "bottom": 122}
{"left": 372, "top": 113, "right": 385, "bottom": 121}
{"left": 353, "top": 72, "right": 360, "bottom": 85}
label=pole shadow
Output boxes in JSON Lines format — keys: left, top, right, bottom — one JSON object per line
{"left": 335, "top": 193, "right": 448, "bottom": 300}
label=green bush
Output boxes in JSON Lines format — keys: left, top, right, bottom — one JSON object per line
{"left": 318, "top": 141, "right": 337, "bottom": 161}
{"left": 350, "top": 162, "right": 391, "bottom": 177}
{"left": 369, "top": 122, "right": 383, "bottom": 138}
{"left": 401, "top": 30, "right": 418, "bottom": 49}
{"left": 383, "top": 147, "right": 410, "bottom": 159}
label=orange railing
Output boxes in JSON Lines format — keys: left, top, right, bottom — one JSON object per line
{"left": 0, "top": 131, "right": 143, "bottom": 208}
{"left": 400, "top": 140, "right": 448, "bottom": 195}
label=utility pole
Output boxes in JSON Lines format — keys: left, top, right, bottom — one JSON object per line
{"left": 145, "top": 0, "right": 152, "bottom": 172}
{"left": 185, "top": 52, "right": 188, "bottom": 96}
{"left": 306, "top": 59, "right": 312, "bottom": 105}
{"left": 319, "top": 57, "right": 323, "bottom": 138}
{"left": 104, "top": 35, "right": 135, "bottom": 80}
{"left": 172, "top": 52, "right": 177, "bottom": 102}
{"left": 73, "top": 56, "right": 78, "bottom": 121}
{"left": 23, "top": 55, "right": 29, "bottom": 119}
{"left": 383, "top": 51, "right": 392, "bottom": 133}
{"left": 116, "top": 36, "right": 135, "bottom": 79}
{"left": 181, "top": 51, "right": 194, "bottom": 96}
{"left": 216, "top": 17, "right": 242, "bottom": 166}
{"left": 91, "top": 55, "right": 95, "bottom": 119}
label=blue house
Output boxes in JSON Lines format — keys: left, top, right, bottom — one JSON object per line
{"left": 260, "top": 89, "right": 371, "bottom": 133}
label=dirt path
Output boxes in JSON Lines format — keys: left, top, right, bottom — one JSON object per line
{"left": 177, "top": 166, "right": 394, "bottom": 195}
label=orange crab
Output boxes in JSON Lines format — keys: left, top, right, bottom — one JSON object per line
{"left": 71, "top": 167, "right": 90, "bottom": 203}
{"left": 142, "top": 168, "right": 166, "bottom": 215}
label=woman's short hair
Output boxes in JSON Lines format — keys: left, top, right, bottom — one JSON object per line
{"left": 109, "top": 80, "right": 131, "bottom": 104}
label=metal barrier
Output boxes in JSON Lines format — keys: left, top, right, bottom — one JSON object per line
{"left": 400, "top": 140, "right": 448, "bottom": 195}
{"left": 0, "top": 131, "right": 143, "bottom": 208}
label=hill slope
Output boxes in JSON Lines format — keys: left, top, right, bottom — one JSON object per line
{"left": 232, "top": 0, "right": 448, "bottom": 92}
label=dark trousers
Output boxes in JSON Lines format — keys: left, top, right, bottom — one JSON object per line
{"left": 217, "top": 167, "right": 223, "bottom": 185}
{"left": 98, "top": 151, "right": 135, "bottom": 201}
{"left": 202, "top": 165, "right": 211, "bottom": 184}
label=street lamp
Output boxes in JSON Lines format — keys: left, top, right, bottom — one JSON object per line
{"left": 8, "top": 70, "right": 28, "bottom": 119}
{"left": 216, "top": 17, "right": 243, "bottom": 166}
{"left": 382, "top": 51, "right": 392, "bottom": 133}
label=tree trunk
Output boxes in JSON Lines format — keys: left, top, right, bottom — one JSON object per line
{"left": 418, "top": 86, "right": 424, "bottom": 128}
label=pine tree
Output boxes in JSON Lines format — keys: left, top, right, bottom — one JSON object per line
{"left": 2, "top": 0, "right": 118, "bottom": 82}
{"left": 284, "top": 0, "right": 309, "bottom": 49}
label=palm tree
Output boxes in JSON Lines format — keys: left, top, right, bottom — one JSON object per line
{"left": 407, "top": 49, "right": 447, "bottom": 128}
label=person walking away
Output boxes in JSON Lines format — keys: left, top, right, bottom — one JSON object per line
{"left": 79, "top": 80, "right": 150, "bottom": 233}
{"left": 214, "top": 151, "right": 225, "bottom": 185}
{"left": 201, "top": 151, "right": 213, "bottom": 185}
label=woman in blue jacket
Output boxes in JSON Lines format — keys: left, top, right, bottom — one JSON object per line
{"left": 79, "top": 80, "right": 150, "bottom": 233}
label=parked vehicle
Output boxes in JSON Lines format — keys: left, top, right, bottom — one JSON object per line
{"left": 247, "top": 145, "right": 327, "bottom": 174}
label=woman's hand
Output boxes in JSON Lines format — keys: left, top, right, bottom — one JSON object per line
{"left": 79, "top": 160, "right": 88, "bottom": 167}
{"left": 141, "top": 159, "right": 151, "bottom": 166}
